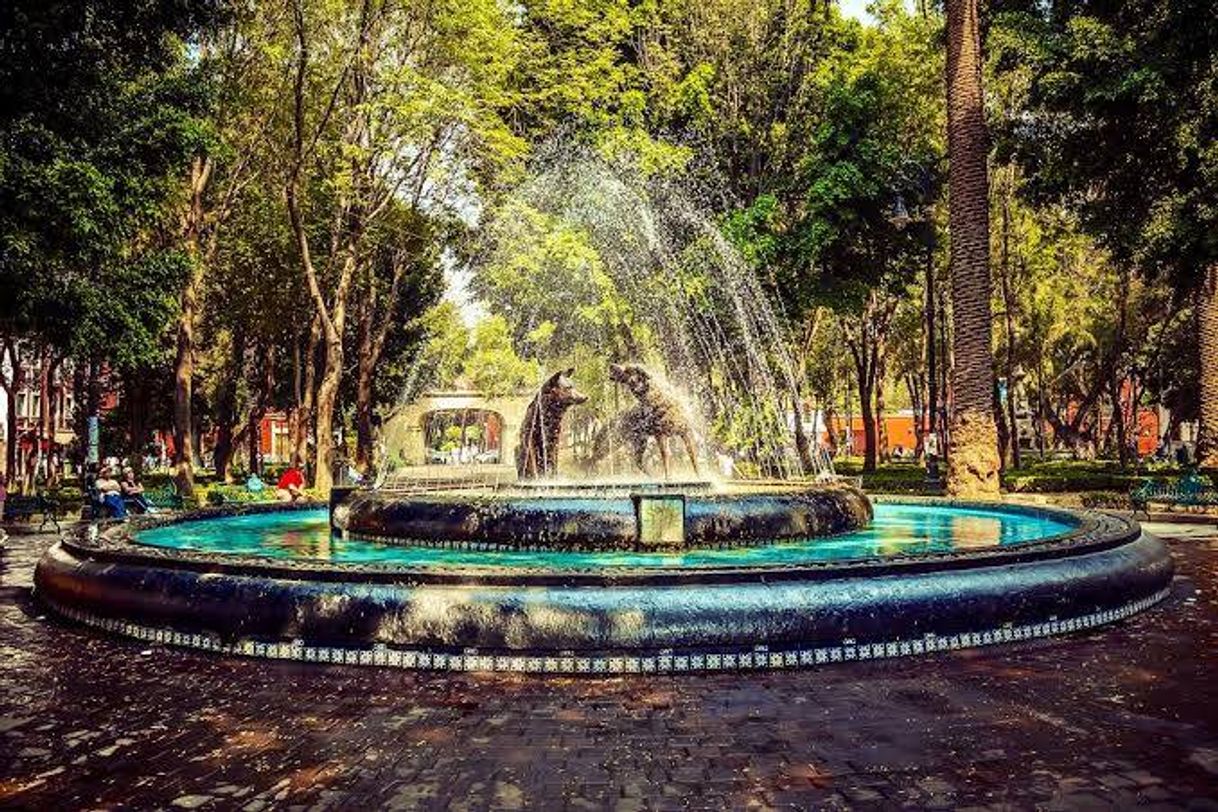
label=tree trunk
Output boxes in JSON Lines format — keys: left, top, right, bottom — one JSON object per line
{"left": 859, "top": 369, "right": 877, "bottom": 473}
{"left": 292, "top": 315, "right": 321, "bottom": 471}
{"left": 1195, "top": 263, "right": 1218, "bottom": 468}
{"left": 875, "top": 352, "right": 889, "bottom": 462}
{"left": 312, "top": 300, "right": 347, "bottom": 492}
{"left": 925, "top": 244, "right": 939, "bottom": 458}
{"left": 174, "top": 155, "right": 213, "bottom": 496}
{"left": 994, "top": 381, "right": 1009, "bottom": 474}
{"left": 824, "top": 405, "right": 840, "bottom": 456}
{"left": 46, "top": 355, "right": 63, "bottom": 486}
{"left": 907, "top": 373, "right": 926, "bottom": 460}
{"left": 87, "top": 357, "right": 101, "bottom": 470}
{"left": 248, "top": 341, "right": 273, "bottom": 476}
{"left": 248, "top": 400, "right": 261, "bottom": 477}
{"left": 213, "top": 328, "right": 246, "bottom": 482}
{"left": 34, "top": 345, "right": 49, "bottom": 489}
{"left": 792, "top": 389, "right": 814, "bottom": 476}
{"left": 944, "top": 0, "right": 1000, "bottom": 497}
{"left": 289, "top": 332, "right": 301, "bottom": 470}
{"left": 124, "top": 368, "right": 150, "bottom": 477}
{"left": 354, "top": 298, "right": 377, "bottom": 475}
{"left": 172, "top": 263, "right": 200, "bottom": 493}
{"left": 999, "top": 167, "right": 1021, "bottom": 469}
{"left": 1109, "top": 372, "right": 1129, "bottom": 469}
{"left": 1035, "top": 358, "right": 1046, "bottom": 459}
{"left": 937, "top": 288, "right": 950, "bottom": 443}
{"left": 1, "top": 338, "right": 19, "bottom": 483}
{"left": 849, "top": 332, "right": 878, "bottom": 473}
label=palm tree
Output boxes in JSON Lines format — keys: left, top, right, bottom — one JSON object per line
{"left": 1197, "top": 264, "right": 1218, "bottom": 468}
{"left": 944, "top": 0, "right": 1000, "bottom": 497}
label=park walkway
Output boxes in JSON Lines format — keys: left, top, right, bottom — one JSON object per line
{"left": 2, "top": 520, "right": 1218, "bottom": 810}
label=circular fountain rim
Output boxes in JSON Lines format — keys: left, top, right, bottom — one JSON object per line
{"left": 505, "top": 478, "right": 717, "bottom": 493}
{"left": 74, "top": 498, "right": 1138, "bottom": 587}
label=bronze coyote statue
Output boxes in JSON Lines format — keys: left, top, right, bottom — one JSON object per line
{"left": 516, "top": 368, "right": 588, "bottom": 479}
{"left": 609, "top": 363, "right": 699, "bottom": 477}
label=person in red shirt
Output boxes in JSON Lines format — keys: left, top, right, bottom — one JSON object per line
{"left": 276, "top": 467, "right": 306, "bottom": 502}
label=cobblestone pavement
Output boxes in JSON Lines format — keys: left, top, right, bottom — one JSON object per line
{"left": 2, "top": 524, "right": 1218, "bottom": 811}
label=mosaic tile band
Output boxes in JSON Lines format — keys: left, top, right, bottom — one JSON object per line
{"left": 40, "top": 588, "right": 1170, "bottom": 675}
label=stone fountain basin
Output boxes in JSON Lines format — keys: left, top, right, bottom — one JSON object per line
{"left": 32, "top": 500, "right": 1173, "bottom": 673}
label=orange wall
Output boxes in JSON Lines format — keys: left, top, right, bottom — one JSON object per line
{"left": 827, "top": 415, "right": 920, "bottom": 454}
{"left": 829, "top": 409, "right": 1161, "bottom": 456}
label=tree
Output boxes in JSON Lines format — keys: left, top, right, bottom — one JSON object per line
{"left": 173, "top": 5, "right": 285, "bottom": 495}
{"left": 0, "top": 0, "right": 225, "bottom": 480}
{"left": 993, "top": 0, "right": 1218, "bottom": 465}
{"left": 462, "top": 316, "right": 541, "bottom": 398}
{"left": 406, "top": 303, "right": 472, "bottom": 399}
{"left": 944, "top": 0, "right": 1000, "bottom": 496}
{"left": 349, "top": 208, "right": 443, "bottom": 474}
{"left": 725, "top": 4, "right": 944, "bottom": 472}
{"left": 283, "top": 0, "right": 525, "bottom": 492}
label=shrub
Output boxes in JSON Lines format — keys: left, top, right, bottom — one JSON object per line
{"left": 1079, "top": 491, "right": 1130, "bottom": 509}
{"left": 203, "top": 484, "right": 276, "bottom": 506}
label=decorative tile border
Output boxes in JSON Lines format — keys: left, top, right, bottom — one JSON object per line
{"left": 41, "top": 587, "right": 1170, "bottom": 675}
{"left": 341, "top": 529, "right": 799, "bottom": 553}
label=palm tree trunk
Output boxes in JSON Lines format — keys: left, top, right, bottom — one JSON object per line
{"left": 944, "top": 0, "right": 1001, "bottom": 497}
{"left": 1196, "top": 263, "right": 1218, "bottom": 468}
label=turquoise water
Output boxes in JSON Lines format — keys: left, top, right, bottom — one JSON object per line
{"left": 133, "top": 504, "right": 1075, "bottom": 570}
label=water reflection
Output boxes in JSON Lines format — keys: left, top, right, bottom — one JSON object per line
{"left": 268, "top": 526, "right": 333, "bottom": 559}
{"left": 949, "top": 515, "right": 1004, "bottom": 550}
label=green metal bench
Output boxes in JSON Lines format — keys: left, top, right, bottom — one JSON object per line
{"left": 1129, "top": 471, "right": 1218, "bottom": 515}
{"left": 2, "top": 493, "right": 62, "bottom": 532}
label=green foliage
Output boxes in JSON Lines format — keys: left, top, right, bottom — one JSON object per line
{"left": 992, "top": 0, "right": 1218, "bottom": 289}
{"left": 765, "top": 7, "right": 944, "bottom": 313}
{"left": 0, "top": 0, "right": 224, "bottom": 366}
{"left": 3, "top": 0, "right": 1210, "bottom": 482}
{"left": 473, "top": 200, "right": 649, "bottom": 360}
{"left": 407, "top": 302, "right": 471, "bottom": 396}
{"left": 462, "top": 315, "right": 541, "bottom": 397}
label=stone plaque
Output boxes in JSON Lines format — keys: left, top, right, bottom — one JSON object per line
{"left": 634, "top": 495, "right": 686, "bottom": 547}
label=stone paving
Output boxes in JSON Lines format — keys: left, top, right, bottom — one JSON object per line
{"left": 2, "top": 522, "right": 1218, "bottom": 810}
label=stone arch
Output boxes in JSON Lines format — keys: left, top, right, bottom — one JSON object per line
{"left": 382, "top": 390, "right": 532, "bottom": 470}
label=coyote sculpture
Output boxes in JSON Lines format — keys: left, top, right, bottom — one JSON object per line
{"left": 609, "top": 363, "right": 699, "bottom": 477}
{"left": 516, "top": 368, "right": 588, "bottom": 479}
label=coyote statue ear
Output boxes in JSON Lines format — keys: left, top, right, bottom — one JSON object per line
{"left": 564, "top": 367, "right": 576, "bottom": 376}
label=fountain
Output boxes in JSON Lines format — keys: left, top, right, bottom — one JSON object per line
{"left": 32, "top": 155, "right": 1173, "bottom": 674}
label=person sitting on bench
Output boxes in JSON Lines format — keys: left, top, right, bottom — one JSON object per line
{"left": 120, "top": 466, "right": 153, "bottom": 514}
{"left": 276, "top": 467, "right": 306, "bottom": 502}
{"left": 95, "top": 466, "right": 127, "bottom": 519}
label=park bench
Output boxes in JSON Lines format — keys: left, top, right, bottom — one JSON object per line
{"left": 2, "top": 493, "right": 62, "bottom": 532}
{"left": 83, "top": 480, "right": 184, "bottom": 518}
{"left": 1129, "top": 471, "right": 1218, "bottom": 515}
